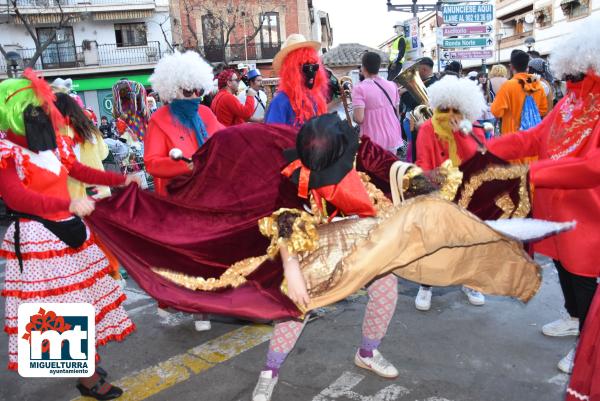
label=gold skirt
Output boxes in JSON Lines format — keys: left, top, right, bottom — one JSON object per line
{"left": 300, "top": 196, "right": 540, "bottom": 310}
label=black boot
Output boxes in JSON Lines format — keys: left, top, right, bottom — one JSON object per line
{"left": 76, "top": 377, "right": 123, "bottom": 400}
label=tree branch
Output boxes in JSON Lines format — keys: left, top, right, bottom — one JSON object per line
{"left": 158, "top": 15, "right": 174, "bottom": 52}
{"left": 11, "top": 0, "right": 39, "bottom": 47}
{"left": 183, "top": 0, "right": 199, "bottom": 50}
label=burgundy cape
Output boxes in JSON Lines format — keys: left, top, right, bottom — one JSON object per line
{"left": 86, "top": 123, "right": 398, "bottom": 320}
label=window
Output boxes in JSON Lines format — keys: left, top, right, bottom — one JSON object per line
{"left": 36, "top": 27, "right": 76, "bottom": 69}
{"left": 498, "top": 7, "right": 534, "bottom": 40}
{"left": 561, "top": 0, "right": 590, "bottom": 20}
{"left": 201, "top": 14, "right": 224, "bottom": 62}
{"left": 534, "top": 5, "right": 553, "bottom": 28}
{"left": 115, "top": 23, "right": 147, "bottom": 47}
{"left": 260, "top": 12, "right": 281, "bottom": 59}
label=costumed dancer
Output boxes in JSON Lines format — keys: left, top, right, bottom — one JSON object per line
{"left": 144, "top": 50, "right": 223, "bottom": 331}
{"left": 248, "top": 113, "right": 546, "bottom": 401}
{"left": 264, "top": 34, "right": 327, "bottom": 127}
{"left": 144, "top": 51, "right": 224, "bottom": 196}
{"left": 413, "top": 75, "right": 488, "bottom": 311}
{"left": 487, "top": 17, "right": 600, "bottom": 376}
{"left": 112, "top": 78, "right": 149, "bottom": 141}
{"left": 0, "top": 70, "right": 139, "bottom": 399}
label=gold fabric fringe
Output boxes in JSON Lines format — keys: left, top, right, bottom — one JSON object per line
{"left": 437, "top": 160, "right": 463, "bottom": 201}
{"left": 152, "top": 255, "right": 268, "bottom": 291}
{"left": 457, "top": 164, "right": 530, "bottom": 218}
{"left": 258, "top": 208, "right": 320, "bottom": 259}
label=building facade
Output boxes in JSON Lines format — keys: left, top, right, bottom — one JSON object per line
{"left": 397, "top": 0, "right": 598, "bottom": 73}
{"left": 174, "top": 0, "right": 330, "bottom": 77}
{"left": 496, "top": 0, "right": 598, "bottom": 63}
{"left": 0, "top": 0, "right": 173, "bottom": 119}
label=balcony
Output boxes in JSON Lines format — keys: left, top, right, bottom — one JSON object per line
{"left": 0, "top": 41, "right": 162, "bottom": 75}
{"left": 202, "top": 42, "right": 282, "bottom": 64}
{"left": 10, "top": 0, "right": 156, "bottom": 15}
{"left": 499, "top": 30, "right": 533, "bottom": 50}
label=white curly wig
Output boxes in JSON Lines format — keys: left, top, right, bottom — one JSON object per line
{"left": 427, "top": 75, "right": 487, "bottom": 121}
{"left": 149, "top": 51, "right": 214, "bottom": 103}
{"left": 549, "top": 16, "right": 600, "bottom": 78}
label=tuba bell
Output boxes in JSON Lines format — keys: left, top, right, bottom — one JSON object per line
{"left": 392, "top": 59, "right": 433, "bottom": 119}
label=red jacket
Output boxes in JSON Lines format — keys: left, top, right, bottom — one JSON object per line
{"left": 211, "top": 89, "right": 255, "bottom": 126}
{"left": 415, "top": 119, "right": 485, "bottom": 170}
{"left": 488, "top": 73, "right": 600, "bottom": 277}
{"left": 144, "top": 104, "right": 224, "bottom": 195}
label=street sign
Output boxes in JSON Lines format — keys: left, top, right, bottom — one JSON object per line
{"left": 442, "top": 4, "right": 494, "bottom": 23}
{"left": 442, "top": 37, "right": 493, "bottom": 48}
{"left": 442, "top": 25, "right": 493, "bottom": 36}
{"left": 442, "top": 50, "right": 494, "bottom": 60}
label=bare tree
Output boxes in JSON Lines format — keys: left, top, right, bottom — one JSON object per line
{"left": 149, "top": 14, "right": 174, "bottom": 52}
{"left": 0, "top": 0, "right": 75, "bottom": 77}
{"left": 179, "top": 0, "right": 282, "bottom": 65}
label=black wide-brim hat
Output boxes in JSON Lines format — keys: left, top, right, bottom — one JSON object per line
{"left": 283, "top": 113, "right": 359, "bottom": 190}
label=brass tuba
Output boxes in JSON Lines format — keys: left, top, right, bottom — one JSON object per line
{"left": 392, "top": 59, "right": 433, "bottom": 119}
{"left": 338, "top": 76, "right": 354, "bottom": 126}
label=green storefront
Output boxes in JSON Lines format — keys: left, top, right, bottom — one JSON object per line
{"left": 70, "top": 74, "right": 152, "bottom": 121}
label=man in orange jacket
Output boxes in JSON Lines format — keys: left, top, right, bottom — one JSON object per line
{"left": 491, "top": 50, "right": 548, "bottom": 134}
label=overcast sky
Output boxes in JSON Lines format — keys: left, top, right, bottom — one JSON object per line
{"left": 313, "top": 0, "right": 412, "bottom": 48}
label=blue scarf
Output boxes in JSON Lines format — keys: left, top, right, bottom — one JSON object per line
{"left": 169, "top": 98, "right": 208, "bottom": 147}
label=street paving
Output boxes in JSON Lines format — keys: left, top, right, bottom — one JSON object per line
{"left": 0, "top": 253, "right": 573, "bottom": 401}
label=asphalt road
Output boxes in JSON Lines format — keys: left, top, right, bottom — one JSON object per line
{"left": 0, "top": 239, "right": 574, "bottom": 401}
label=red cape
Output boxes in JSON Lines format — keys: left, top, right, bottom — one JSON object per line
{"left": 87, "top": 124, "right": 398, "bottom": 320}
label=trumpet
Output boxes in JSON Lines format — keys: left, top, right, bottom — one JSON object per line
{"left": 392, "top": 60, "right": 433, "bottom": 119}
{"left": 338, "top": 76, "right": 354, "bottom": 126}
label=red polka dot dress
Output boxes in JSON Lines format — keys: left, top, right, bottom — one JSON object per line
{"left": 0, "top": 132, "right": 135, "bottom": 371}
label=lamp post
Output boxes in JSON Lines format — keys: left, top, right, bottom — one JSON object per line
{"left": 524, "top": 36, "right": 536, "bottom": 53}
{"left": 495, "top": 32, "right": 503, "bottom": 63}
{"left": 5, "top": 51, "right": 22, "bottom": 78}
{"left": 241, "top": 11, "right": 248, "bottom": 64}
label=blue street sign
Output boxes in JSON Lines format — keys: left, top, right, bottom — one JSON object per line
{"left": 442, "top": 4, "right": 494, "bottom": 23}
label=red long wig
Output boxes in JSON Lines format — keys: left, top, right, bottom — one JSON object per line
{"left": 278, "top": 47, "right": 328, "bottom": 125}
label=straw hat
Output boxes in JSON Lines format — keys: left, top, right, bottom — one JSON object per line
{"left": 272, "top": 34, "right": 321, "bottom": 73}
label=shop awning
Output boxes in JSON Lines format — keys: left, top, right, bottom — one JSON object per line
{"left": 93, "top": 10, "right": 153, "bottom": 21}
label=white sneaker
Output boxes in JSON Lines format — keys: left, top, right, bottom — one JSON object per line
{"left": 462, "top": 287, "right": 485, "bottom": 306}
{"left": 252, "top": 370, "right": 278, "bottom": 401}
{"left": 542, "top": 317, "right": 580, "bottom": 337}
{"left": 194, "top": 320, "right": 211, "bottom": 332}
{"left": 415, "top": 286, "right": 432, "bottom": 311}
{"left": 354, "top": 349, "right": 399, "bottom": 378}
{"left": 557, "top": 347, "right": 576, "bottom": 374}
{"left": 157, "top": 308, "right": 187, "bottom": 326}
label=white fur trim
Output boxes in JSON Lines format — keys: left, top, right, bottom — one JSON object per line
{"left": 149, "top": 51, "right": 215, "bottom": 103}
{"left": 485, "top": 218, "right": 576, "bottom": 242}
{"left": 566, "top": 388, "right": 590, "bottom": 401}
{"left": 549, "top": 16, "right": 600, "bottom": 78}
{"left": 427, "top": 76, "right": 487, "bottom": 121}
